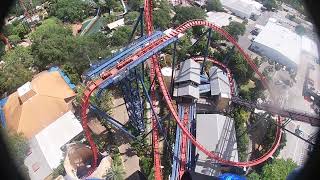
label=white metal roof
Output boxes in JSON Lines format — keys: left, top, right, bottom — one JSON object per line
{"left": 253, "top": 21, "right": 301, "bottom": 65}
{"left": 173, "top": 83, "right": 199, "bottom": 99}
{"left": 35, "top": 111, "right": 83, "bottom": 169}
{"left": 161, "top": 67, "right": 173, "bottom": 77}
{"left": 195, "top": 114, "right": 238, "bottom": 176}
{"left": 206, "top": 12, "right": 242, "bottom": 27}
{"left": 17, "top": 82, "right": 32, "bottom": 97}
{"left": 221, "top": 0, "right": 262, "bottom": 17}
{"left": 209, "top": 66, "right": 231, "bottom": 98}
{"left": 175, "top": 59, "right": 200, "bottom": 84}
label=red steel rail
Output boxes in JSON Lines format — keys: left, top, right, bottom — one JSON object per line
{"left": 81, "top": 20, "right": 282, "bottom": 178}
{"left": 144, "top": 0, "right": 163, "bottom": 178}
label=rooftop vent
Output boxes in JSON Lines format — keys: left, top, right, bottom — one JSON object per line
{"left": 17, "top": 82, "right": 36, "bottom": 104}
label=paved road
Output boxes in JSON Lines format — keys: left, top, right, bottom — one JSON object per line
{"left": 278, "top": 120, "right": 318, "bottom": 166}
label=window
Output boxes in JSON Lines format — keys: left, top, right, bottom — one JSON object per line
{"left": 32, "top": 163, "right": 40, "bottom": 172}
{"left": 26, "top": 147, "right": 32, "bottom": 156}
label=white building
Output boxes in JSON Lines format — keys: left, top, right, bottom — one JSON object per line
{"left": 209, "top": 66, "right": 231, "bottom": 111}
{"left": 206, "top": 11, "right": 243, "bottom": 27}
{"left": 24, "top": 111, "right": 83, "bottom": 180}
{"left": 195, "top": 114, "right": 238, "bottom": 176}
{"left": 220, "top": 0, "right": 263, "bottom": 19}
{"left": 251, "top": 20, "right": 319, "bottom": 70}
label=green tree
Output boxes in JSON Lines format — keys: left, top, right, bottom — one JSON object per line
{"left": 261, "top": 159, "right": 297, "bottom": 179}
{"left": 228, "top": 50, "right": 252, "bottom": 84}
{"left": 140, "top": 156, "right": 153, "bottom": 178}
{"left": 247, "top": 172, "right": 260, "bottom": 180}
{"left": 2, "top": 46, "right": 34, "bottom": 68}
{"left": 3, "top": 21, "right": 30, "bottom": 38}
{"left": 30, "top": 18, "right": 73, "bottom": 70}
{"left": 174, "top": 6, "right": 207, "bottom": 25}
{"left": 8, "top": 34, "right": 21, "bottom": 45}
{"left": 3, "top": 131, "right": 30, "bottom": 179}
{"left": 12, "top": 22, "right": 30, "bottom": 39}
{"left": 5, "top": 132, "right": 29, "bottom": 165}
{"left": 0, "top": 63, "right": 32, "bottom": 95}
{"left": 51, "top": 160, "right": 65, "bottom": 179}
{"left": 263, "top": 0, "right": 278, "bottom": 10}
{"left": 153, "top": 1, "right": 172, "bottom": 30}
{"left": 49, "top": 0, "right": 90, "bottom": 23}
{"left": 233, "top": 107, "right": 250, "bottom": 161}
{"left": 223, "top": 21, "right": 246, "bottom": 40}
{"left": 110, "top": 25, "right": 132, "bottom": 46}
{"left": 128, "top": 0, "right": 143, "bottom": 11}
{"left": 30, "top": 17, "right": 111, "bottom": 77}
{"left": 105, "top": 163, "right": 125, "bottom": 180}
{"left": 124, "top": 11, "right": 140, "bottom": 25}
{"left": 206, "top": 0, "right": 223, "bottom": 12}
{"left": 153, "top": 8, "right": 171, "bottom": 30}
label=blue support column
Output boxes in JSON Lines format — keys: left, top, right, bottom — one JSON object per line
{"left": 120, "top": 73, "right": 145, "bottom": 133}
{"left": 90, "top": 104, "right": 136, "bottom": 139}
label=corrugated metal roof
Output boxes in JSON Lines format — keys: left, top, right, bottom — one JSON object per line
{"left": 35, "top": 111, "right": 83, "bottom": 169}
{"left": 174, "top": 83, "right": 199, "bottom": 99}
{"left": 253, "top": 21, "right": 301, "bottom": 66}
{"left": 195, "top": 114, "right": 238, "bottom": 176}
{"left": 175, "top": 59, "right": 201, "bottom": 84}
{"left": 209, "top": 66, "right": 231, "bottom": 98}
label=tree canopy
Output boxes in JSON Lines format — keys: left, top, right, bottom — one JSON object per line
{"left": 110, "top": 26, "right": 132, "bottom": 46}
{"left": 124, "top": 11, "right": 140, "bottom": 25}
{"left": 263, "top": 0, "right": 278, "bottom": 10}
{"left": 127, "top": 0, "right": 143, "bottom": 11}
{"left": 206, "top": 0, "right": 223, "bottom": 12}
{"left": 262, "top": 159, "right": 297, "bottom": 179}
{"left": 153, "top": 1, "right": 172, "bottom": 30}
{"left": 49, "top": 0, "right": 90, "bottom": 23}
{"left": 0, "top": 63, "right": 32, "bottom": 95}
{"left": 174, "top": 6, "right": 207, "bottom": 25}
{"left": 223, "top": 21, "right": 246, "bottom": 40}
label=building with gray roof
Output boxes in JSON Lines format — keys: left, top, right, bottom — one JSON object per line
{"left": 195, "top": 114, "right": 238, "bottom": 176}
{"left": 174, "top": 59, "right": 201, "bottom": 99}
{"left": 209, "top": 66, "right": 231, "bottom": 110}
{"left": 175, "top": 59, "right": 201, "bottom": 85}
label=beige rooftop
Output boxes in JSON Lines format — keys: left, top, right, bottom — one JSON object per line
{"left": 3, "top": 70, "right": 76, "bottom": 139}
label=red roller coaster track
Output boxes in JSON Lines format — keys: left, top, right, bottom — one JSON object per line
{"left": 80, "top": 19, "right": 283, "bottom": 178}
{"left": 144, "top": 0, "right": 163, "bottom": 178}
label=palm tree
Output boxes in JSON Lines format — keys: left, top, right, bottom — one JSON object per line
{"left": 104, "top": 163, "right": 125, "bottom": 180}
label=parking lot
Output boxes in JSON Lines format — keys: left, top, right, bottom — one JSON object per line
{"left": 236, "top": 6, "right": 320, "bottom": 166}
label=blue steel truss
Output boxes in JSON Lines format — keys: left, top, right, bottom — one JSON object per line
{"left": 119, "top": 72, "right": 145, "bottom": 133}
{"left": 171, "top": 103, "right": 196, "bottom": 180}
{"left": 83, "top": 31, "right": 164, "bottom": 81}
{"left": 171, "top": 105, "right": 184, "bottom": 180}
{"left": 89, "top": 104, "right": 136, "bottom": 139}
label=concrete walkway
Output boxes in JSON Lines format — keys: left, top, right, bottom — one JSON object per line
{"left": 111, "top": 96, "right": 140, "bottom": 178}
